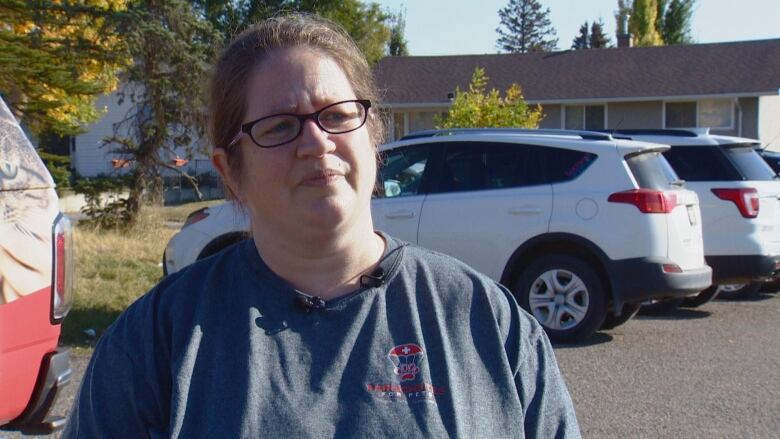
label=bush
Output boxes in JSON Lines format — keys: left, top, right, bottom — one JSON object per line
{"left": 38, "top": 151, "right": 72, "bottom": 195}
{"left": 73, "top": 175, "right": 134, "bottom": 230}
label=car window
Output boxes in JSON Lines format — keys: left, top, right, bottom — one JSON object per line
{"left": 663, "top": 145, "right": 742, "bottom": 181}
{"left": 432, "top": 141, "right": 544, "bottom": 193}
{"left": 722, "top": 144, "right": 777, "bottom": 181}
{"left": 625, "top": 151, "right": 680, "bottom": 190}
{"left": 760, "top": 151, "right": 780, "bottom": 174}
{"left": 376, "top": 144, "right": 433, "bottom": 198}
{"left": 538, "top": 147, "right": 597, "bottom": 183}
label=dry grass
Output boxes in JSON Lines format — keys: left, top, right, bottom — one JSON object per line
{"left": 62, "top": 208, "right": 177, "bottom": 349}
{"left": 154, "top": 199, "right": 225, "bottom": 223}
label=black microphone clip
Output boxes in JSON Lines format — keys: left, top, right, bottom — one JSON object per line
{"left": 295, "top": 294, "right": 326, "bottom": 313}
{"left": 359, "top": 266, "right": 385, "bottom": 288}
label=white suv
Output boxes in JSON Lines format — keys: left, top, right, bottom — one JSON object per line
{"left": 164, "top": 129, "right": 712, "bottom": 343}
{"left": 610, "top": 130, "right": 780, "bottom": 302}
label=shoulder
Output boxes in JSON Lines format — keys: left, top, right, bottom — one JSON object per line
{"left": 103, "top": 240, "right": 249, "bottom": 349}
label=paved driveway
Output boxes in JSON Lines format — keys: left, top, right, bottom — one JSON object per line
{"left": 3, "top": 293, "right": 779, "bottom": 438}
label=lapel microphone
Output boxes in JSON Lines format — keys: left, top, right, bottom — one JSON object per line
{"left": 295, "top": 295, "right": 327, "bottom": 313}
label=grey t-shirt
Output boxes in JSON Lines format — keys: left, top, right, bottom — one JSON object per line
{"left": 64, "top": 235, "right": 580, "bottom": 438}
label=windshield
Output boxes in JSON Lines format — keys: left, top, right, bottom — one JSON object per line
{"left": 722, "top": 144, "right": 777, "bottom": 181}
{"left": 625, "top": 151, "right": 681, "bottom": 190}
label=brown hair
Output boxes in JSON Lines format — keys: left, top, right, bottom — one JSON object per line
{"left": 209, "top": 13, "right": 386, "bottom": 196}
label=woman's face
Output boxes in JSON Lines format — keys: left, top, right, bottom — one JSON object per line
{"left": 228, "top": 47, "right": 376, "bottom": 237}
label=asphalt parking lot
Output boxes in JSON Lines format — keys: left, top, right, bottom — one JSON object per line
{"left": 3, "top": 293, "right": 779, "bottom": 438}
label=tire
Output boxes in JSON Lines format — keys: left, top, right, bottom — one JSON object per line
{"left": 640, "top": 298, "right": 684, "bottom": 315}
{"left": 601, "top": 303, "right": 641, "bottom": 330}
{"left": 716, "top": 282, "right": 762, "bottom": 300}
{"left": 679, "top": 286, "right": 719, "bottom": 308}
{"left": 514, "top": 254, "right": 607, "bottom": 344}
{"left": 759, "top": 278, "right": 780, "bottom": 293}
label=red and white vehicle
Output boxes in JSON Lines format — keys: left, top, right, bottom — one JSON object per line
{"left": 0, "top": 97, "right": 73, "bottom": 432}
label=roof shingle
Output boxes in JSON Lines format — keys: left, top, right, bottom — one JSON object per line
{"left": 373, "top": 39, "right": 780, "bottom": 104}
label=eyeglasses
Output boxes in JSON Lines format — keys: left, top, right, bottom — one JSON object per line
{"left": 230, "top": 99, "right": 371, "bottom": 148}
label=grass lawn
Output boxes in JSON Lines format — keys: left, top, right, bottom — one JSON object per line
{"left": 62, "top": 201, "right": 224, "bottom": 351}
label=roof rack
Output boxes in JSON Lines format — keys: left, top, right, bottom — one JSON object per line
{"left": 600, "top": 128, "right": 710, "bottom": 138}
{"left": 400, "top": 128, "right": 613, "bottom": 141}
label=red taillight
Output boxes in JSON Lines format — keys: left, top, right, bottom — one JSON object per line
{"left": 52, "top": 215, "right": 74, "bottom": 322}
{"left": 608, "top": 189, "right": 677, "bottom": 214}
{"left": 711, "top": 188, "right": 759, "bottom": 218}
{"left": 662, "top": 264, "right": 682, "bottom": 273}
{"left": 184, "top": 208, "right": 210, "bottom": 227}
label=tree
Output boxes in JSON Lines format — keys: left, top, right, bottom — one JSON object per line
{"left": 435, "top": 67, "right": 544, "bottom": 129}
{"left": 629, "top": 0, "right": 663, "bottom": 46}
{"left": 496, "top": 0, "right": 558, "bottom": 53}
{"left": 571, "top": 21, "right": 589, "bottom": 50}
{"left": 0, "top": 0, "right": 128, "bottom": 136}
{"left": 617, "top": 0, "right": 695, "bottom": 47}
{"left": 191, "top": 0, "right": 393, "bottom": 64}
{"left": 662, "top": 0, "right": 695, "bottom": 44}
{"left": 104, "top": 0, "right": 219, "bottom": 222}
{"left": 589, "top": 18, "right": 611, "bottom": 48}
{"left": 387, "top": 7, "right": 408, "bottom": 56}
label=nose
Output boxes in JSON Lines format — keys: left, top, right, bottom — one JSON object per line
{"left": 296, "top": 118, "right": 336, "bottom": 158}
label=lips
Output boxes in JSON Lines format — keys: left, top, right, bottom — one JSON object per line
{"left": 300, "top": 169, "right": 345, "bottom": 187}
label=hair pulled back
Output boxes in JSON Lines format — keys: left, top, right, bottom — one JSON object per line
{"left": 209, "top": 13, "right": 385, "bottom": 180}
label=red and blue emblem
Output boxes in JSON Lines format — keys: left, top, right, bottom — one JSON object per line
{"left": 387, "top": 343, "right": 424, "bottom": 382}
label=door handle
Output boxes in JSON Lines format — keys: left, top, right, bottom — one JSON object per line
{"left": 508, "top": 206, "right": 542, "bottom": 215}
{"left": 385, "top": 210, "right": 415, "bottom": 219}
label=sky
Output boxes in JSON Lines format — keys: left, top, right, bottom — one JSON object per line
{"left": 374, "top": 0, "right": 780, "bottom": 56}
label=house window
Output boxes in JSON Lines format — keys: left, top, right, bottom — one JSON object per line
{"left": 699, "top": 99, "right": 733, "bottom": 129}
{"left": 665, "top": 100, "right": 733, "bottom": 129}
{"left": 564, "top": 105, "right": 605, "bottom": 130}
{"left": 408, "top": 111, "right": 439, "bottom": 134}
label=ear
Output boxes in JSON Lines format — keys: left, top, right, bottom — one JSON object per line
{"left": 211, "top": 148, "right": 243, "bottom": 202}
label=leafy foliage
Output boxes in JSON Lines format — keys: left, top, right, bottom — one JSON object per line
{"left": 387, "top": 7, "right": 408, "bottom": 56}
{"left": 435, "top": 67, "right": 544, "bottom": 129}
{"left": 571, "top": 22, "right": 589, "bottom": 50}
{"left": 617, "top": 0, "right": 695, "bottom": 47}
{"left": 102, "top": 0, "right": 219, "bottom": 226}
{"left": 0, "top": 0, "right": 129, "bottom": 136}
{"left": 192, "top": 0, "right": 393, "bottom": 64}
{"left": 38, "top": 151, "right": 71, "bottom": 194}
{"left": 629, "top": 0, "right": 663, "bottom": 46}
{"left": 662, "top": 0, "right": 695, "bottom": 44}
{"left": 496, "top": 0, "right": 558, "bottom": 53}
{"left": 589, "top": 19, "right": 611, "bottom": 48}
{"left": 73, "top": 175, "right": 133, "bottom": 230}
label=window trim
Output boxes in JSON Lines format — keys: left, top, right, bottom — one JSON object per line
{"left": 662, "top": 99, "right": 735, "bottom": 130}
{"left": 561, "top": 104, "right": 608, "bottom": 130}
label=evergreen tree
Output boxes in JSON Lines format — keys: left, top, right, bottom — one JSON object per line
{"left": 191, "top": 0, "right": 392, "bottom": 64}
{"left": 435, "top": 67, "right": 544, "bottom": 129}
{"left": 662, "top": 0, "right": 695, "bottom": 44}
{"left": 0, "top": 0, "right": 128, "bottom": 136}
{"left": 388, "top": 7, "right": 409, "bottom": 56}
{"left": 571, "top": 21, "right": 589, "bottom": 50}
{"left": 589, "top": 18, "right": 611, "bottom": 48}
{"left": 496, "top": 0, "right": 558, "bottom": 53}
{"left": 104, "top": 0, "right": 220, "bottom": 222}
{"left": 629, "top": 0, "right": 663, "bottom": 46}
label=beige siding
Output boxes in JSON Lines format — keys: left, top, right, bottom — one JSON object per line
{"left": 606, "top": 101, "right": 663, "bottom": 129}
{"left": 73, "top": 93, "right": 133, "bottom": 177}
{"left": 538, "top": 104, "right": 561, "bottom": 129}
{"left": 759, "top": 96, "right": 780, "bottom": 149}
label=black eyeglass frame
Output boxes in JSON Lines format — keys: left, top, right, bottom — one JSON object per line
{"left": 231, "top": 99, "right": 372, "bottom": 148}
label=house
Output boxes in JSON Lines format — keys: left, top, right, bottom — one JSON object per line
{"left": 67, "top": 38, "right": 780, "bottom": 178}
{"left": 374, "top": 38, "right": 780, "bottom": 146}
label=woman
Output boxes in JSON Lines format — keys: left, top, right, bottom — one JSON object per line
{"left": 65, "top": 14, "right": 580, "bottom": 438}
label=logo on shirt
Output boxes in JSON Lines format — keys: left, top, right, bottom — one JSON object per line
{"left": 366, "top": 343, "right": 447, "bottom": 403}
{"left": 387, "top": 343, "right": 424, "bottom": 381}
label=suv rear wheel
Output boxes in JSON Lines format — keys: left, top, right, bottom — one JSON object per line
{"left": 514, "top": 254, "right": 606, "bottom": 343}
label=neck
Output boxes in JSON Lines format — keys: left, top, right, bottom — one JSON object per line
{"left": 251, "top": 219, "right": 385, "bottom": 300}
